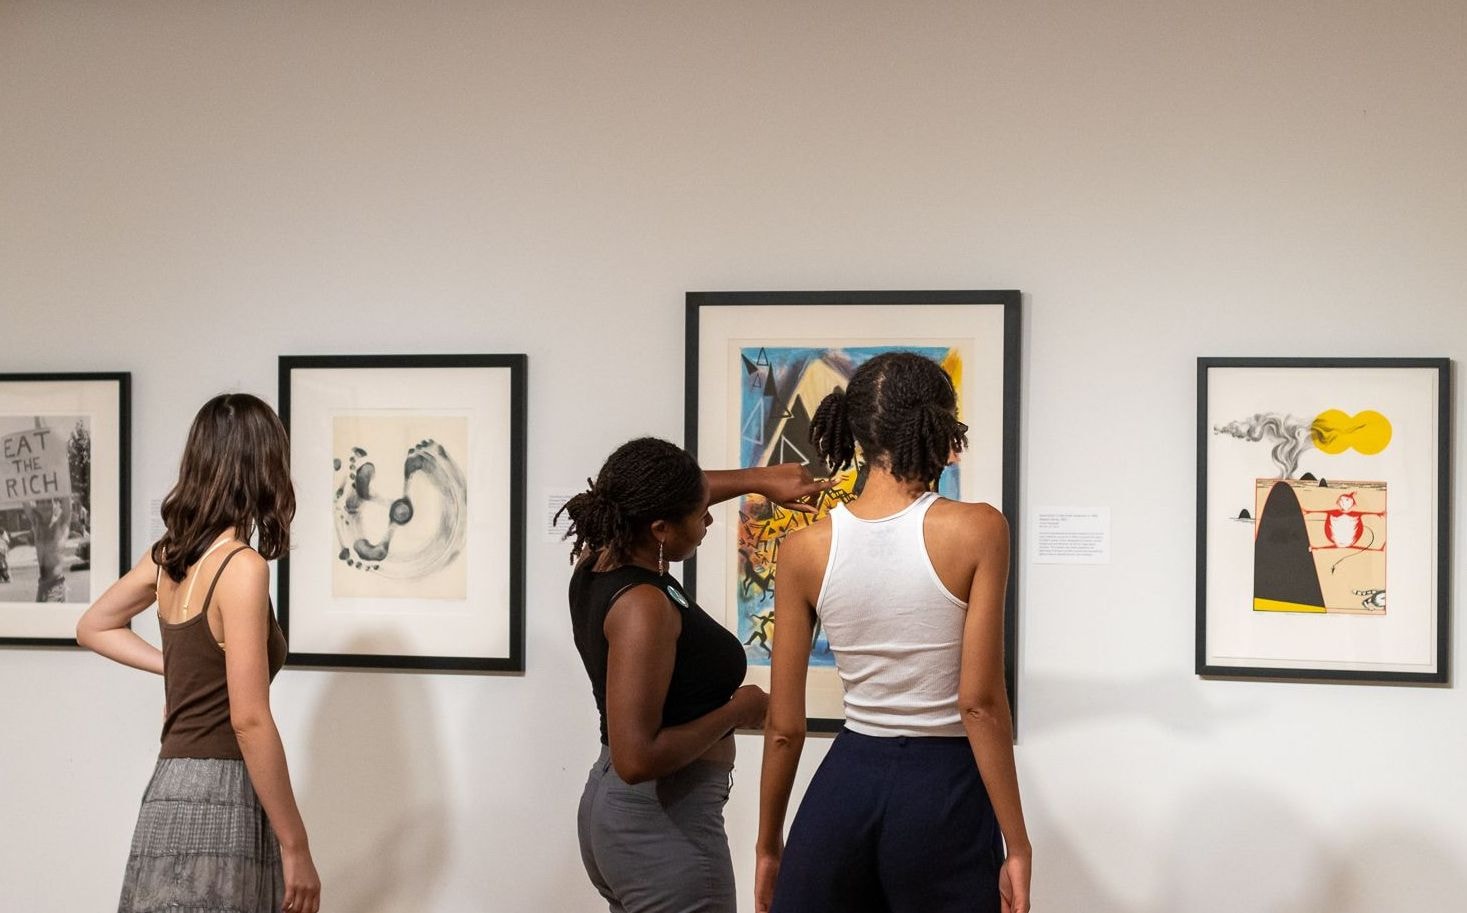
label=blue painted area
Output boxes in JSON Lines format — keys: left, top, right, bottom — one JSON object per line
{"left": 736, "top": 344, "right": 961, "bottom": 667}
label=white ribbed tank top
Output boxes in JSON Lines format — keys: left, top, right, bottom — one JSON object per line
{"left": 816, "top": 490, "right": 968, "bottom": 738}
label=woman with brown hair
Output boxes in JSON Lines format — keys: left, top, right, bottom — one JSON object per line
{"left": 77, "top": 393, "right": 320, "bottom": 913}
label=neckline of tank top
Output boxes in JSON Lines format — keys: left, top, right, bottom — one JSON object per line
{"left": 159, "top": 591, "right": 275, "bottom": 627}
{"left": 585, "top": 562, "right": 669, "bottom": 579}
{"left": 837, "top": 490, "right": 940, "bottom": 525}
{"left": 158, "top": 610, "right": 211, "bottom": 631}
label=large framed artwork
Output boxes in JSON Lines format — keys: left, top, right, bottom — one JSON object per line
{"left": 279, "top": 355, "right": 527, "bottom": 672}
{"left": 1197, "top": 357, "right": 1451, "bottom": 682}
{"left": 0, "top": 373, "right": 130, "bottom": 647}
{"left": 686, "top": 291, "right": 1022, "bottom": 730}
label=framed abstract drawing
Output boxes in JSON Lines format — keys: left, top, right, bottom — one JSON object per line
{"left": 1196, "top": 357, "right": 1451, "bottom": 682}
{"left": 686, "top": 291, "right": 1022, "bottom": 730}
{"left": 279, "top": 355, "right": 527, "bottom": 672}
{"left": 0, "top": 372, "right": 130, "bottom": 646}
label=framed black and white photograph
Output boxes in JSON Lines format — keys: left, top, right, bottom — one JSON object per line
{"left": 0, "top": 373, "right": 130, "bottom": 647}
{"left": 686, "top": 291, "right": 1022, "bottom": 729}
{"left": 1197, "top": 357, "right": 1451, "bottom": 682}
{"left": 279, "top": 355, "right": 527, "bottom": 672}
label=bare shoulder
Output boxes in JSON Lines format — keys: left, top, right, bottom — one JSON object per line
{"left": 781, "top": 516, "right": 832, "bottom": 563}
{"left": 131, "top": 547, "right": 162, "bottom": 583}
{"left": 214, "top": 547, "right": 270, "bottom": 606}
{"left": 604, "top": 582, "right": 681, "bottom": 640}
{"left": 929, "top": 499, "right": 1009, "bottom": 544}
{"left": 223, "top": 546, "right": 269, "bottom": 578}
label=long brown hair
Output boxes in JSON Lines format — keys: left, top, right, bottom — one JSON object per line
{"left": 151, "top": 393, "right": 295, "bottom": 581}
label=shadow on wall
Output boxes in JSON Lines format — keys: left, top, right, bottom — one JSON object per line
{"left": 296, "top": 648, "right": 449, "bottom": 913}
{"left": 1023, "top": 785, "right": 1131, "bottom": 913}
{"left": 1020, "top": 672, "right": 1256, "bottom": 739}
{"left": 1017, "top": 672, "right": 1253, "bottom": 911}
{"left": 1016, "top": 675, "right": 1465, "bottom": 909}
{"left": 1027, "top": 765, "right": 1466, "bottom": 911}
{"left": 1156, "top": 781, "right": 1467, "bottom": 912}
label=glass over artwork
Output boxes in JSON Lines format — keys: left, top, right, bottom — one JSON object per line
{"left": 732, "top": 344, "right": 962, "bottom": 669}
{"left": 687, "top": 291, "right": 1021, "bottom": 729}
{"left": 0, "top": 373, "right": 129, "bottom": 647}
{"left": 279, "top": 354, "right": 526, "bottom": 672}
{"left": 1197, "top": 357, "right": 1450, "bottom": 682}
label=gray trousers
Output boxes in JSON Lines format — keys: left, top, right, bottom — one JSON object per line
{"left": 577, "top": 745, "right": 737, "bottom": 913}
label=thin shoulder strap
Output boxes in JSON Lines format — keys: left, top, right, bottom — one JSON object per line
{"left": 178, "top": 536, "right": 233, "bottom": 614}
{"left": 199, "top": 546, "right": 252, "bottom": 617}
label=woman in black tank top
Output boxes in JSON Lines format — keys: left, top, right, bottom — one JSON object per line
{"left": 562, "top": 437, "right": 826, "bottom": 913}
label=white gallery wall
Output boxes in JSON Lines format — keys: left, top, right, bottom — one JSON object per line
{"left": 3, "top": 1, "right": 1465, "bottom": 910}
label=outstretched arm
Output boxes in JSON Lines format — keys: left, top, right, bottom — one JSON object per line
{"left": 957, "top": 506, "right": 1030, "bottom": 913}
{"left": 75, "top": 550, "right": 164, "bottom": 674}
{"left": 755, "top": 527, "right": 820, "bottom": 913}
{"left": 706, "top": 463, "right": 830, "bottom": 513}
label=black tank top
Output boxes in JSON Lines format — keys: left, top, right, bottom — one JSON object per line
{"left": 569, "top": 558, "right": 747, "bottom": 745}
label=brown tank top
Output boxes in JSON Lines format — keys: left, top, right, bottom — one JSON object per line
{"left": 159, "top": 546, "right": 288, "bottom": 759}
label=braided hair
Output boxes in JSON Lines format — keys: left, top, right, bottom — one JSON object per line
{"left": 808, "top": 351, "right": 967, "bottom": 486}
{"left": 559, "top": 437, "right": 705, "bottom": 563}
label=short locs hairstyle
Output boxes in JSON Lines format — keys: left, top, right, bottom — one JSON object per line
{"left": 152, "top": 393, "right": 295, "bottom": 581}
{"left": 808, "top": 351, "right": 967, "bottom": 487}
{"left": 559, "top": 437, "right": 705, "bottom": 563}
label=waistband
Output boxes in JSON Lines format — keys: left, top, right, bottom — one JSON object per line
{"left": 834, "top": 726, "right": 972, "bottom": 754}
{"left": 592, "top": 743, "right": 735, "bottom": 779}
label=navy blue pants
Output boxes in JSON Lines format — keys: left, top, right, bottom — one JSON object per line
{"left": 771, "top": 729, "right": 1004, "bottom": 913}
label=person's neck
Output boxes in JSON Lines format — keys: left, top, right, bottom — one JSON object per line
{"left": 847, "top": 467, "right": 930, "bottom": 519}
{"left": 593, "top": 544, "right": 662, "bottom": 575}
{"left": 209, "top": 528, "right": 243, "bottom": 548}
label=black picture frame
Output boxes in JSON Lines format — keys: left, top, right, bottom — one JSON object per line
{"left": 0, "top": 372, "right": 131, "bottom": 647}
{"left": 1196, "top": 357, "right": 1451, "bottom": 683}
{"left": 685, "top": 291, "right": 1022, "bottom": 730}
{"left": 278, "top": 354, "right": 527, "bottom": 672}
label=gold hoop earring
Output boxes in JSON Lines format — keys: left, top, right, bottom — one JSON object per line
{"left": 657, "top": 539, "right": 665, "bottom": 575}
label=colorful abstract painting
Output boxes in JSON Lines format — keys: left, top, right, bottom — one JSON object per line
{"left": 734, "top": 345, "right": 962, "bottom": 666}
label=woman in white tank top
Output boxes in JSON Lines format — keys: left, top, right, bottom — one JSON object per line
{"left": 755, "top": 352, "right": 1031, "bottom": 913}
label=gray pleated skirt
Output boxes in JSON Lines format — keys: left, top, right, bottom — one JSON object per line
{"left": 118, "top": 757, "right": 284, "bottom": 913}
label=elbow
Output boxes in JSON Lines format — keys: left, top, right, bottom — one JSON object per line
{"left": 612, "top": 754, "right": 655, "bottom": 785}
{"left": 607, "top": 736, "right": 656, "bottom": 784}
{"left": 74, "top": 617, "right": 101, "bottom": 652}
{"left": 958, "top": 694, "right": 1010, "bottom": 732}
{"left": 765, "top": 720, "right": 806, "bottom": 752}
{"left": 229, "top": 709, "right": 273, "bottom": 740}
